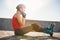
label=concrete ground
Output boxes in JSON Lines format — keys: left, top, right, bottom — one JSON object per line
{"left": 0, "top": 30, "right": 60, "bottom": 40}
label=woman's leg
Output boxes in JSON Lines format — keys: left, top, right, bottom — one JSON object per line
{"left": 14, "top": 23, "right": 43, "bottom": 36}
{"left": 14, "top": 26, "right": 33, "bottom": 36}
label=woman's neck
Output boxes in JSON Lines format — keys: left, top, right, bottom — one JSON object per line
{"left": 17, "top": 10, "right": 23, "bottom": 13}
{"left": 17, "top": 11, "right": 21, "bottom": 14}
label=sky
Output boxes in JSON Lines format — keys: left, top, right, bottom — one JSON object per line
{"left": 0, "top": 0, "right": 60, "bottom": 21}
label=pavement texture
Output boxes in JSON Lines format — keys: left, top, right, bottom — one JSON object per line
{"left": 0, "top": 30, "right": 60, "bottom": 40}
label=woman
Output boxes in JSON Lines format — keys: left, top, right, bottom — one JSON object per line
{"left": 12, "top": 4, "right": 40, "bottom": 36}
{"left": 12, "top": 4, "right": 32, "bottom": 36}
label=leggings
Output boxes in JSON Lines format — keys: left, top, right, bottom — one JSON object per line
{"left": 14, "top": 24, "right": 40, "bottom": 36}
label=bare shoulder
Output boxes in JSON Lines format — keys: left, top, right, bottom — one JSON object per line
{"left": 15, "top": 13, "right": 22, "bottom": 19}
{"left": 13, "top": 13, "right": 17, "bottom": 18}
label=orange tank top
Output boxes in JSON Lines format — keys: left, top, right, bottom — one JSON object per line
{"left": 12, "top": 16, "right": 22, "bottom": 30}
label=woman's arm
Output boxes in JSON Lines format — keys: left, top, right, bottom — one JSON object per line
{"left": 16, "top": 13, "right": 24, "bottom": 26}
{"left": 22, "top": 18, "right": 26, "bottom": 26}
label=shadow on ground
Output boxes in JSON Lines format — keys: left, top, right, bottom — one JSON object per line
{"left": 0, "top": 35, "right": 60, "bottom": 40}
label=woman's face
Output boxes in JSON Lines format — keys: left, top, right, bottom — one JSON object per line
{"left": 19, "top": 6, "right": 25, "bottom": 12}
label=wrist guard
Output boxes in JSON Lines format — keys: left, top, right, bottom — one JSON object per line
{"left": 22, "top": 13, "right": 26, "bottom": 18}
